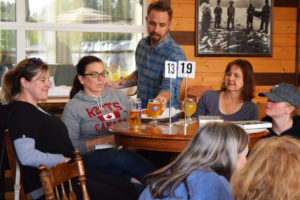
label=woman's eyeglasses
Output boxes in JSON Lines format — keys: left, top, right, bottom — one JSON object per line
{"left": 83, "top": 71, "right": 109, "bottom": 78}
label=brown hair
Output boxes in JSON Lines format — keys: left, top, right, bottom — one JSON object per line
{"left": 220, "top": 59, "right": 255, "bottom": 101}
{"left": 70, "top": 56, "right": 103, "bottom": 99}
{"left": 147, "top": 1, "right": 173, "bottom": 21}
{"left": 1, "top": 58, "right": 48, "bottom": 103}
{"left": 231, "top": 136, "right": 300, "bottom": 200}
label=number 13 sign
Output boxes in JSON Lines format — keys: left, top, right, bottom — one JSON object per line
{"left": 178, "top": 61, "right": 196, "bottom": 78}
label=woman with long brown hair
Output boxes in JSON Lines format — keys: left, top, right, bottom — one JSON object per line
{"left": 193, "top": 59, "right": 258, "bottom": 121}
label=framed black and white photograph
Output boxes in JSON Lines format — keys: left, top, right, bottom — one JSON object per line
{"left": 196, "top": 0, "right": 273, "bottom": 57}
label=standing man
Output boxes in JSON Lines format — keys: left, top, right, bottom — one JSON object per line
{"left": 214, "top": 0, "right": 222, "bottom": 28}
{"left": 247, "top": 2, "right": 255, "bottom": 30}
{"left": 108, "top": 1, "right": 186, "bottom": 109}
{"left": 259, "top": 0, "right": 270, "bottom": 33}
{"left": 227, "top": 1, "right": 235, "bottom": 30}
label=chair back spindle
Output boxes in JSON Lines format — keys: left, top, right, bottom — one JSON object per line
{"left": 38, "top": 149, "right": 90, "bottom": 200}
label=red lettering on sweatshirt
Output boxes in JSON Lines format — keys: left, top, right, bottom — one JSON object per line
{"left": 86, "top": 102, "right": 124, "bottom": 119}
{"left": 85, "top": 107, "right": 100, "bottom": 118}
{"left": 112, "top": 102, "right": 123, "bottom": 111}
{"left": 103, "top": 103, "right": 113, "bottom": 111}
{"left": 94, "top": 118, "right": 127, "bottom": 132}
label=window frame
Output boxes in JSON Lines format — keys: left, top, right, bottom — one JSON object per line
{"left": 0, "top": 0, "right": 148, "bottom": 63}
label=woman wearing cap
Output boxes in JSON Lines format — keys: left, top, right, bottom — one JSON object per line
{"left": 193, "top": 59, "right": 258, "bottom": 121}
{"left": 259, "top": 83, "right": 300, "bottom": 139}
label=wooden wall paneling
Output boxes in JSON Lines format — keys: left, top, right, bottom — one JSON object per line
{"left": 273, "top": 33, "right": 296, "bottom": 47}
{"left": 274, "top": 20, "right": 296, "bottom": 34}
{"left": 172, "top": 4, "right": 195, "bottom": 18}
{"left": 171, "top": 18, "right": 195, "bottom": 31}
{"left": 273, "top": 7, "right": 297, "bottom": 20}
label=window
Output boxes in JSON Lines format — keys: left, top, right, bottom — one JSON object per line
{"left": 0, "top": 0, "right": 147, "bottom": 94}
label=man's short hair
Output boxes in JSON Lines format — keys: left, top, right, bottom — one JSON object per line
{"left": 147, "top": 1, "right": 173, "bottom": 21}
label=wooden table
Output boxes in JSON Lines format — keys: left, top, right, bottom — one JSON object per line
{"left": 110, "top": 121, "right": 269, "bottom": 152}
{"left": 38, "top": 97, "right": 69, "bottom": 118}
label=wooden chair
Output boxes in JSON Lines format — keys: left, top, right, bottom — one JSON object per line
{"left": 38, "top": 149, "right": 90, "bottom": 200}
{"left": 4, "top": 129, "right": 28, "bottom": 200}
{"left": 187, "top": 86, "right": 212, "bottom": 102}
{"left": 256, "top": 101, "right": 266, "bottom": 120}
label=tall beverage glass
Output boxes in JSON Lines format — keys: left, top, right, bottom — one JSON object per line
{"left": 147, "top": 99, "right": 162, "bottom": 124}
{"left": 183, "top": 98, "right": 197, "bottom": 122}
{"left": 129, "top": 98, "right": 141, "bottom": 130}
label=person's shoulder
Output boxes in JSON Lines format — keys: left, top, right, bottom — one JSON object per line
{"left": 10, "top": 101, "right": 34, "bottom": 113}
{"left": 168, "top": 37, "right": 185, "bottom": 52}
{"left": 244, "top": 100, "right": 257, "bottom": 108}
{"left": 8, "top": 101, "right": 37, "bottom": 123}
{"left": 138, "top": 186, "right": 153, "bottom": 200}
{"left": 137, "top": 37, "right": 148, "bottom": 47}
{"left": 189, "top": 171, "right": 232, "bottom": 199}
{"left": 190, "top": 170, "right": 226, "bottom": 183}
{"left": 204, "top": 90, "right": 219, "bottom": 97}
{"left": 104, "top": 88, "right": 126, "bottom": 97}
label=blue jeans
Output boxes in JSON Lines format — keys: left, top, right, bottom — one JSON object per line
{"left": 82, "top": 147, "right": 155, "bottom": 183}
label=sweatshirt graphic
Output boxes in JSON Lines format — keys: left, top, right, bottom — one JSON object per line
{"left": 98, "top": 110, "right": 121, "bottom": 121}
{"left": 61, "top": 89, "right": 129, "bottom": 155}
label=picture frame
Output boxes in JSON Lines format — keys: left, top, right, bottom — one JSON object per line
{"left": 195, "top": 0, "right": 273, "bottom": 57}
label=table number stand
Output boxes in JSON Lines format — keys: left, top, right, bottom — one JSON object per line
{"left": 164, "top": 61, "right": 177, "bottom": 127}
{"left": 174, "top": 61, "right": 196, "bottom": 127}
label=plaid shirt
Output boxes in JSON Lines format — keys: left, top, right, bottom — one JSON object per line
{"left": 134, "top": 34, "right": 186, "bottom": 108}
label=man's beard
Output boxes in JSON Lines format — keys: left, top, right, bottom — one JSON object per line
{"left": 149, "top": 32, "right": 161, "bottom": 44}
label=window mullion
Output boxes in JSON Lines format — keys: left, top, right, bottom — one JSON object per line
{"left": 16, "top": 0, "right": 26, "bottom": 62}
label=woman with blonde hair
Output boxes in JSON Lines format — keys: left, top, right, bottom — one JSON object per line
{"left": 259, "top": 83, "right": 300, "bottom": 139}
{"left": 139, "top": 122, "right": 249, "bottom": 200}
{"left": 231, "top": 136, "right": 300, "bottom": 200}
{"left": 1, "top": 58, "right": 138, "bottom": 200}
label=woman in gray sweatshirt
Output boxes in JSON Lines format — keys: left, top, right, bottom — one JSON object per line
{"left": 61, "top": 56, "right": 155, "bottom": 187}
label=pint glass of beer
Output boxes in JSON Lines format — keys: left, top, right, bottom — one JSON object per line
{"left": 129, "top": 98, "right": 141, "bottom": 130}
{"left": 147, "top": 99, "right": 162, "bottom": 124}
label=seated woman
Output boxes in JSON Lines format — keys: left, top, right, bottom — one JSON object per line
{"left": 231, "top": 136, "right": 300, "bottom": 199}
{"left": 139, "top": 122, "right": 249, "bottom": 200}
{"left": 259, "top": 83, "right": 300, "bottom": 139}
{"left": 61, "top": 56, "right": 155, "bottom": 184}
{"left": 1, "top": 58, "right": 138, "bottom": 200}
{"left": 192, "top": 59, "right": 258, "bottom": 121}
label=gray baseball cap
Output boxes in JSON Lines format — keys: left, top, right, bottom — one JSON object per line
{"left": 259, "top": 83, "right": 300, "bottom": 108}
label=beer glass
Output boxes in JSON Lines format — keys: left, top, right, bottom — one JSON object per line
{"left": 147, "top": 99, "right": 162, "bottom": 124}
{"left": 183, "top": 98, "right": 197, "bottom": 122}
{"left": 129, "top": 98, "right": 141, "bottom": 130}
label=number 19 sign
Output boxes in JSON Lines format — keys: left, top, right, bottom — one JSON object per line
{"left": 178, "top": 61, "right": 196, "bottom": 78}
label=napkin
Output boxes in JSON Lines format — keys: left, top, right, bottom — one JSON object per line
{"left": 142, "top": 107, "right": 182, "bottom": 119}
